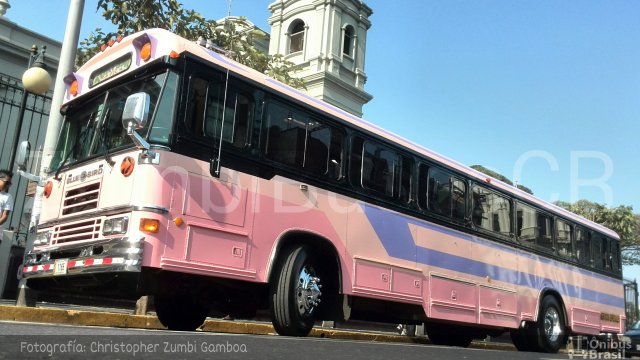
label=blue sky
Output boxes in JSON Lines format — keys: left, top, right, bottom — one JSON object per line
{"left": 6, "top": 1, "right": 640, "bottom": 280}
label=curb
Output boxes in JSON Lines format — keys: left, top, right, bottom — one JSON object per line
{"left": 0, "top": 305, "right": 515, "bottom": 351}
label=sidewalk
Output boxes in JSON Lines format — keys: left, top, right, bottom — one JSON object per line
{"left": 0, "top": 300, "right": 515, "bottom": 351}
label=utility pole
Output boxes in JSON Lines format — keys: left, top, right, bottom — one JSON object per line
{"left": 17, "top": 0, "right": 85, "bottom": 307}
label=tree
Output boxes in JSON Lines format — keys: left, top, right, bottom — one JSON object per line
{"left": 76, "top": 0, "right": 305, "bottom": 89}
{"left": 470, "top": 165, "right": 533, "bottom": 194}
{"left": 555, "top": 200, "right": 639, "bottom": 266}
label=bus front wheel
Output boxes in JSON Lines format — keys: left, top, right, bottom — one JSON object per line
{"left": 270, "top": 245, "right": 322, "bottom": 336}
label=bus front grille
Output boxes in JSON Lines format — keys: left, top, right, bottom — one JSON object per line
{"left": 62, "top": 182, "right": 100, "bottom": 215}
{"left": 52, "top": 218, "right": 102, "bottom": 245}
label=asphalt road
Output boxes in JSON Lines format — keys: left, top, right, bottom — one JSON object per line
{"left": 0, "top": 321, "right": 571, "bottom": 360}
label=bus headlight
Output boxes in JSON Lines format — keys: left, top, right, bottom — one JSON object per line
{"left": 33, "top": 230, "right": 52, "bottom": 246}
{"left": 103, "top": 216, "right": 129, "bottom": 236}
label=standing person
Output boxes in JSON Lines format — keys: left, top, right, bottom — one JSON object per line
{"left": 0, "top": 169, "right": 13, "bottom": 242}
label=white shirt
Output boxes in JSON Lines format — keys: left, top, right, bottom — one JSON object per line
{"left": 0, "top": 191, "right": 13, "bottom": 241}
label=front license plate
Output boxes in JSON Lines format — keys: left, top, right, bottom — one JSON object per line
{"left": 54, "top": 259, "right": 68, "bottom": 275}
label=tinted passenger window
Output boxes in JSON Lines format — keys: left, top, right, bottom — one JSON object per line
{"left": 556, "top": 219, "right": 573, "bottom": 258}
{"left": 265, "top": 102, "right": 306, "bottom": 167}
{"left": 516, "top": 203, "right": 553, "bottom": 252}
{"left": 537, "top": 213, "right": 554, "bottom": 251}
{"left": 362, "top": 141, "right": 397, "bottom": 196}
{"left": 265, "top": 101, "right": 342, "bottom": 177}
{"left": 471, "top": 185, "right": 512, "bottom": 236}
{"left": 576, "top": 227, "right": 591, "bottom": 264}
{"left": 428, "top": 168, "right": 466, "bottom": 221}
{"left": 603, "top": 238, "right": 613, "bottom": 271}
{"left": 399, "top": 156, "right": 413, "bottom": 203}
{"left": 516, "top": 203, "right": 538, "bottom": 246}
{"left": 611, "top": 240, "right": 621, "bottom": 273}
{"left": 417, "top": 164, "right": 429, "bottom": 210}
{"left": 592, "top": 234, "right": 605, "bottom": 269}
{"left": 186, "top": 76, "right": 252, "bottom": 148}
{"left": 187, "top": 77, "right": 208, "bottom": 136}
{"left": 207, "top": 91, "right": 252, "bottom": 147}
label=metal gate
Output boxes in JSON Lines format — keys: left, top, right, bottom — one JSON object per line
{"left": 625, "top": 278, "right": 639, "bottom": 330}
{"left": 0, "top": 74, "right": 51, "bottom": 242}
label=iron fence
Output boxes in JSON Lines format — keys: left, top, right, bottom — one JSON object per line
{"left": 0, "top": 74, "right": 51, "bottom": 241}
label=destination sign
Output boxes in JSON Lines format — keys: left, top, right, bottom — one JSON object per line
{"left": 89, "top": 54, "right": 132, "bottom": 88}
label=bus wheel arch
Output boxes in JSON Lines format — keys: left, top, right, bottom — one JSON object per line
{"left": 268, "top": 231, "right": 343, "bottom": 335}
{"left": 538, "top": 288, "right": 569, "bottom": 334}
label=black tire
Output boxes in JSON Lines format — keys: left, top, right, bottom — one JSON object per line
{"left": 532, "top": 296, "right": 567, "bottom": 353}
{"left": 155, "top": 295, "right": 209, "bottom": 331}
{"left": 425, "top": 323, "right": 473, "bottom": 347}
{"left": 270, "top": 245, "right": 322, "bottom": 336}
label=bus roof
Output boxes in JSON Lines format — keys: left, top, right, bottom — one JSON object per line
{"left": 75, "top": 28, "right": 620, "bottom": 240}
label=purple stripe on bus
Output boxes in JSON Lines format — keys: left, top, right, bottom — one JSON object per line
{"left": 363, "top": 202, "right": 621, "bottom": 286}
{"left": 362, "top": 203, "right": 624, "bottom": 308}
{"left": 405, "top": 213, "right": 621, "bottom": 286}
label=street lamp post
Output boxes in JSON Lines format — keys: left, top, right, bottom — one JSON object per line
{"left": 6, "top": 45, "right": 52, "bottom": 170}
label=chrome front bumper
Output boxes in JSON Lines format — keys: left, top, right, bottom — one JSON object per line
{"left": 21, "top": 235, "right": 144, "bottom": 279}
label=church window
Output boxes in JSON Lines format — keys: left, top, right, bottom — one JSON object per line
{"left": 343, "top": 25, "right": 355, "bottom": 57}
{"left": 289, "top": 20, "right": 305, "bottom": 54}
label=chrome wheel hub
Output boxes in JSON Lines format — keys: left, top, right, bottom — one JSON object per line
{"left": 296, "top": 265, "right": 322, "bottom": 317}
{"left": 544, "top": 307, "right": 562, "bottom": 343}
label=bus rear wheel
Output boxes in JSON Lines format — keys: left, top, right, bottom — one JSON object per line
{"left": 512, "top": 295, "right": 567, "bottom": 353}
{"left": 270, "top": 245, "right": 322, "bottom": 336}
{"left": 155, "top": 294, "right": 209, "bottom": 331}
{"left": 533, "top": 295, "right": 567, "bottom": 353}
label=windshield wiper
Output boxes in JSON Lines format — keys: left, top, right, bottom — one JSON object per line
{"left": 53, "top": 114, "right": 95, "bottom": 181}
{"left": 97, "top": 108, "right": 116, "bottom": 167}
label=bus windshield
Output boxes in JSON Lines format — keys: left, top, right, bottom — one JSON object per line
{"left": 50, "top": 69, "right": 178, "bottom": 171}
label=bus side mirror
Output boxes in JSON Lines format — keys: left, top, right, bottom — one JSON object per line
{"left": 122, "top": 92, "right": 154, "bottom": 156}
{"left": 122, "top": 92, "right": 150, "bottom": 130}
{"left": 15, "top": 140, "right": 31, "bottom": 171}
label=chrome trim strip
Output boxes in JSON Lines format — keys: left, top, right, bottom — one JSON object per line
{"left": 39, "top": 205, "right": 168, "bottom": 227}
{"left": 133, "top": 205, "right": 168, "bottom": 214}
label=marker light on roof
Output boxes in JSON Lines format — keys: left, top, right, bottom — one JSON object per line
{"left": 64, "top": 73, "right": 79, "bottom": 97}
{"left": 69, "top": 80, "right": 79, "bottom": 96}
{"left": 140, "top": 42, "right": 152, "bottom": 62}
{"left": 133, "top": 33, "right": 153, "bottom": 62}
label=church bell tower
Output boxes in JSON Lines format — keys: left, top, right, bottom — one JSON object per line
{"left": 268, "top": 0, "right": 373, "bottom": 117}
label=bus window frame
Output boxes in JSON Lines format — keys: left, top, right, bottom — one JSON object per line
{"left": 426, "top": 166, "right": 467, "bottom": 223}
{"left": 555, "top": 218, "right": 574, "bottom": 259}
{"left": 470, "top": 183, "right": 514, "bottom": 240}
{"left": 261, "top": 96, "right": 347, "bottom": 182}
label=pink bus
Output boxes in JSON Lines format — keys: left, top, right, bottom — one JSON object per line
{"left": 19, "top": 28, "right": 624, "bottom": 353}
